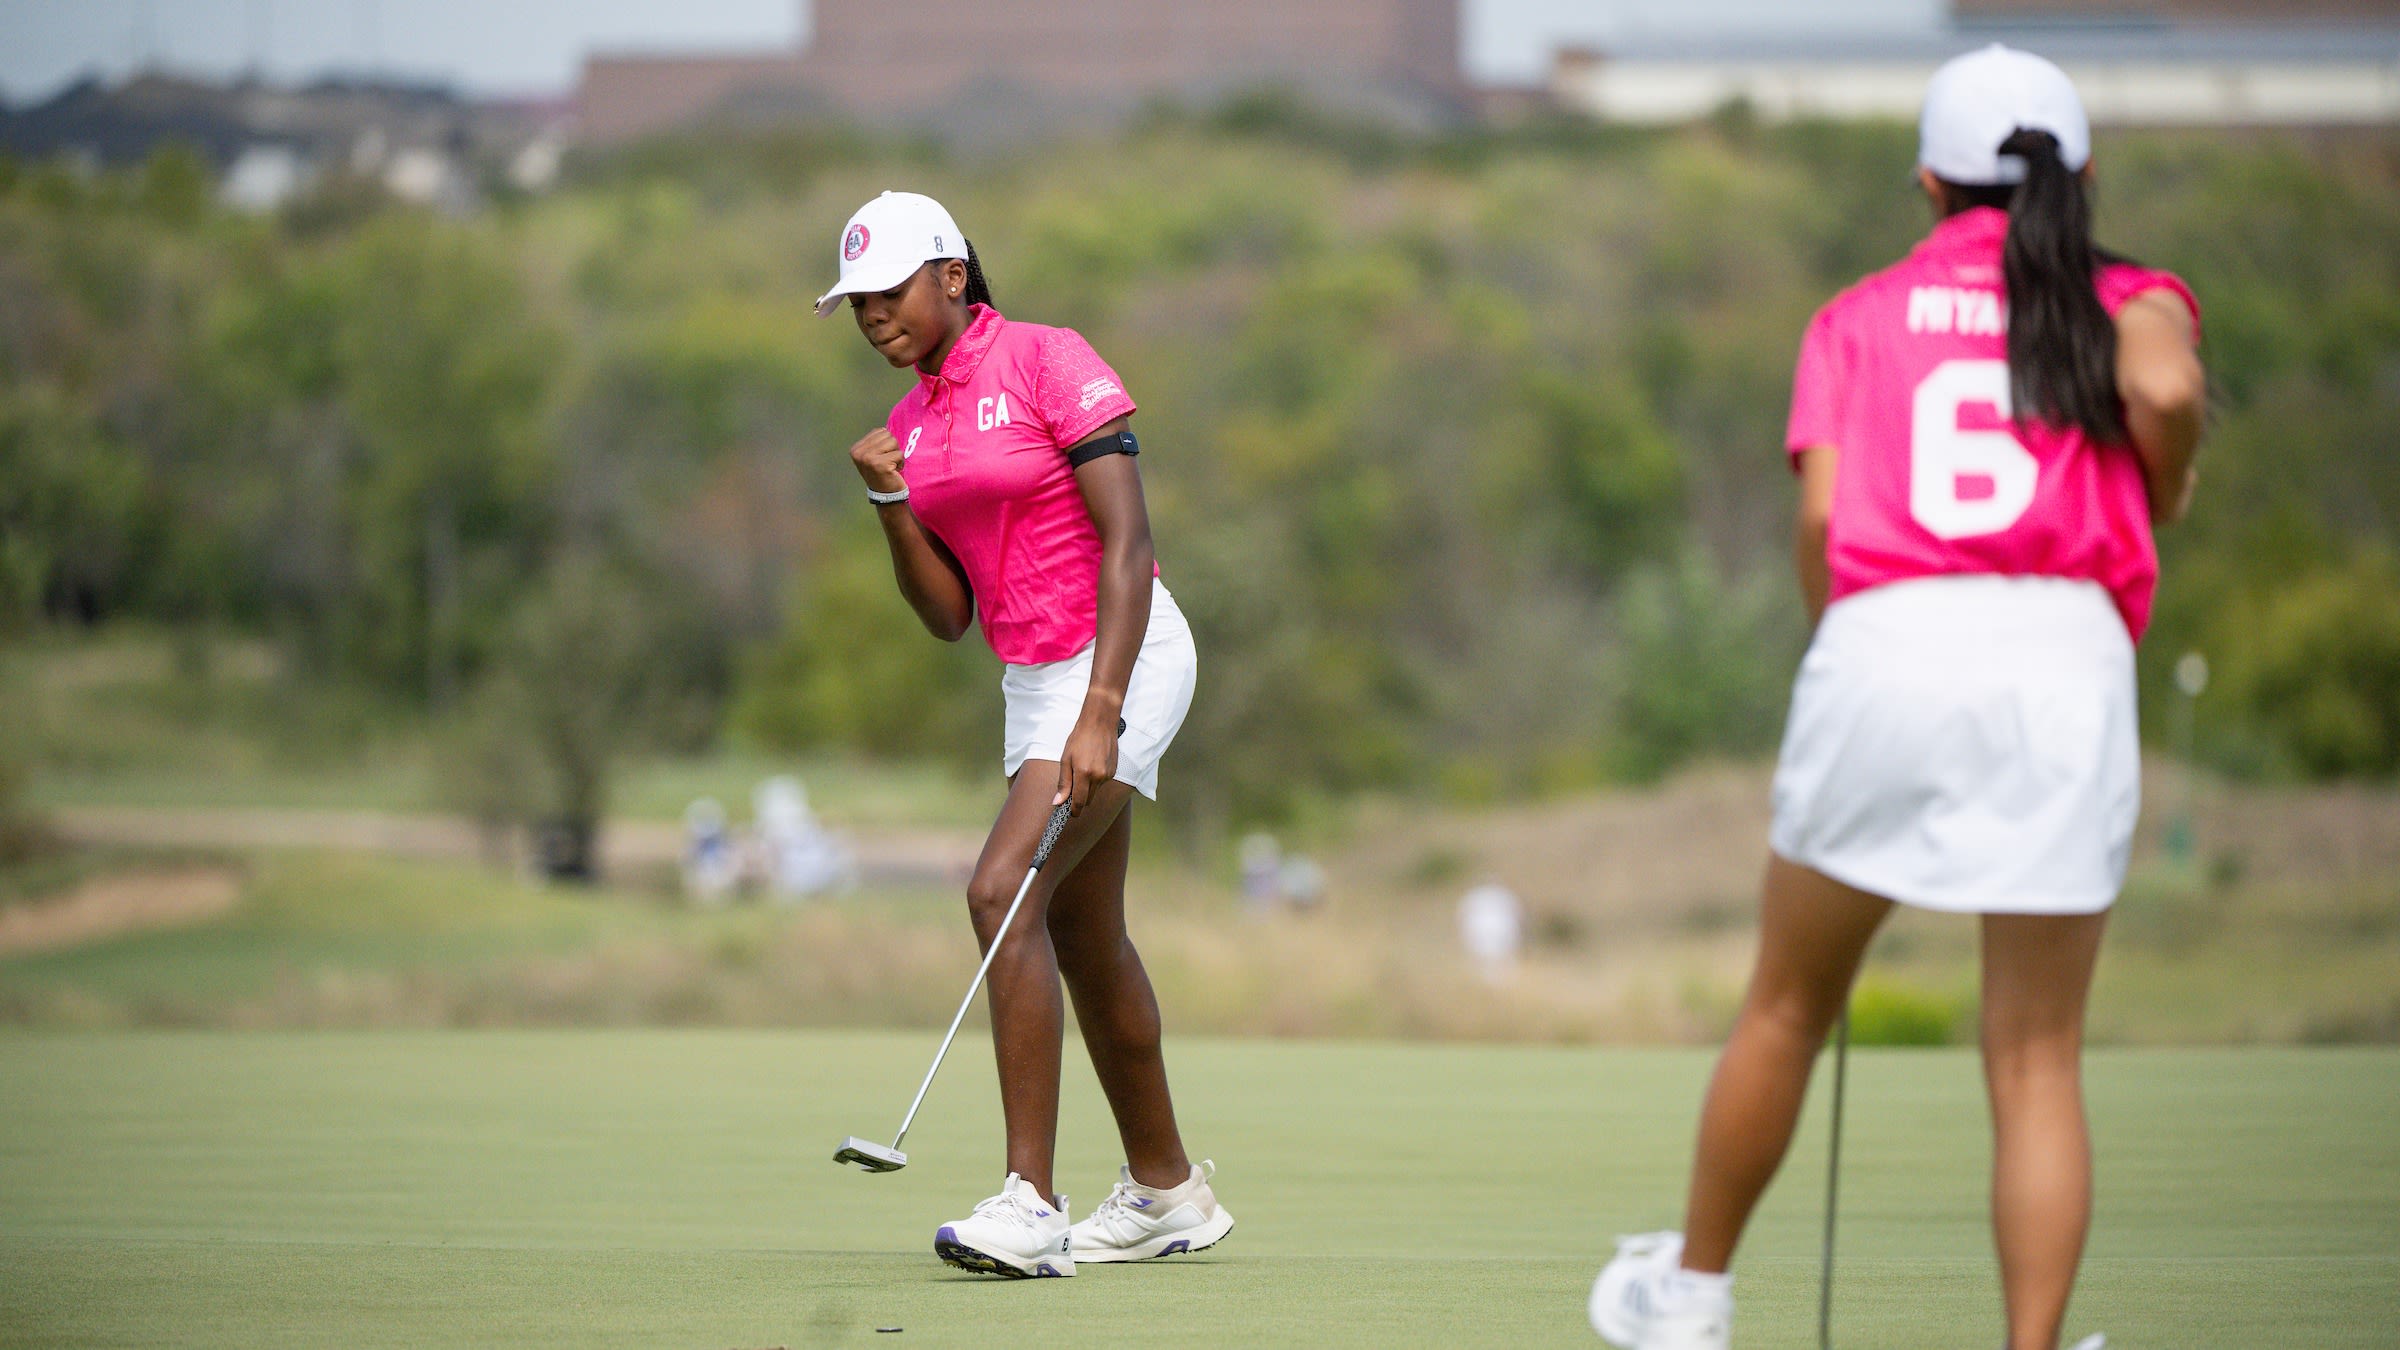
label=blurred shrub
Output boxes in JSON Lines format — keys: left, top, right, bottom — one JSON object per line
{"left": 727, "top": 525, "right": 1000, "bottom": 770}
{"left": 1847, "top": 976, "right": 1966, "bottom": 1047}
{"left": 1613, "top": 549, "right": 1802, "bottom": 781}
{"left": 0, "top": 671, "right": 46, "bottom": 865}
{"left": 0, "top": 392, "right": 153, "bottom": 627}
{"left": 2213, "top": 551, "right": 2400, "bottom": 780}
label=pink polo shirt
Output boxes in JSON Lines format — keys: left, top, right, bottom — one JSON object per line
{"left": 891, "top": 305, "right": 1144, "bottom": 665}
{"left": 1786, "top": 207, "right": 2199, "bottom": 640}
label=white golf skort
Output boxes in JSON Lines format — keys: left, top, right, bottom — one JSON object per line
{"left": 1001, "top": 577, "right": 1196, "bottom": 800}
{"left": 1769, "top": 574, "right": 2139, "bottom": 916}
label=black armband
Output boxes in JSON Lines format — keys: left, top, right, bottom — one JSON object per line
{"left": 1066, "top": 428, "right": 1140, "bottom": 468}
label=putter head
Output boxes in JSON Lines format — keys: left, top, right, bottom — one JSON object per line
{"left": 833, "top": 1137, "right": 907, "bottom": 1172}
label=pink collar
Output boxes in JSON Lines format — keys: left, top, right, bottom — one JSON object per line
{"left": 1915, "top": 205, "right": 2010, "bottom": 260}
{"left": 920, "top": 304, "right": 1004, "bottom": 386}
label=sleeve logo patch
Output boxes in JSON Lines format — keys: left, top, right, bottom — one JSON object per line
{"left": 1077, "top": 377, "right": 1122, "bottom": 411}
{"left": 843, "top": 224, "right": 871, "bottom": 262}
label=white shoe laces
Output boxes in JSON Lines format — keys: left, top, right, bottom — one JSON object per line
{"left": 971, "top": 1182, "right": 1049, "bottom": 1230}
{"left": 1091, "top": 1179, "right": 1141, "bottom": 1218}
{"left": 1081, "top": 1179, "right": 1152, "bottom": 1240}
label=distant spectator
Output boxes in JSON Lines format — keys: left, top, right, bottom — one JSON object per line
{"left": 1278, "top": 854, "right": 1327, "bottom": 911}
{"left": 682, "top": 797, "right": 739, "bottom": 905}
{"left": 1457, "top": 882, "right": 1524, "bottom": 984}
{"left": 753, "top": 776, "right": 852, "bottom": 899}
{"left": 1239, "top": 832, "right": 1283, "bottom": 913}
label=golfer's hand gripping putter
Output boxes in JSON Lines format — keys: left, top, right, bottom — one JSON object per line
{"left": 834, "top": 799, "right": 1078, "bottom": 1173}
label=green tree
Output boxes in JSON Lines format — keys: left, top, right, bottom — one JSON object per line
{"left": 442, "top": 554, "right": 660, "bottom": 881}
{"left": 2216, "top": 551, "right": 2400, "bottom": 779}
{"left": 330, "top": 220, "right": 562, "bottom": 704}
{"left": 1613, "top": 548, "right": 1802, "bottom": 781}
{"left": 730, "top": 523, "right": 1000, "bottom": 770}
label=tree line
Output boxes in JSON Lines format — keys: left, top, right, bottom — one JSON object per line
{"left": 3, "top": 107, "right": 2395, "bottom": 849}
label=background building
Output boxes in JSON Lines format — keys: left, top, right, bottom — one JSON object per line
{"left": 1954, "top": 0, "right": 2400, "bottom": 17}
{"left": 1553, "top": 0, "right": 2400, "bottom": 125}
{"left": 578, "top": 0, "right": 1461, "bottom": 142}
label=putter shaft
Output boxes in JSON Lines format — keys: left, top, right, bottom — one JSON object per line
{"left": 1819, "top": 1007, "right": 1850, "bottom": 1350}
{"left": 881, "top": 802, "right": 1075, "bottom": 1154}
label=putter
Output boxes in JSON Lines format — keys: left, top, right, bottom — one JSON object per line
{"left": 834, "top": 797, "right": 1079, "bottom": 1174}
{"left": 1818, "top": 1005, "right": 1851, "bottom": 1350}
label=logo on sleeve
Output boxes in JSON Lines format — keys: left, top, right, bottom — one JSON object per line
{"left": 843, "top": 224, "right": 871, "bottom": 262}
{"left": 1077, "top": 377, "right": 1122, "bottom": 412}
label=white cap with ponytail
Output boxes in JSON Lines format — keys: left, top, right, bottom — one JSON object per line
{"left": 1919, "top": 44, "right": 2091, "bottom": 186}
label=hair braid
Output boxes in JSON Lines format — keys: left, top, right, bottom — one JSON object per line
{"left": 962, "top": 240, "right": 994, "bottom": 309}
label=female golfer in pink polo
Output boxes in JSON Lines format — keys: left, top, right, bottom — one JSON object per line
{"left": 818, "top": 191, "right": 1232, "bottom": 1278}
{"left": 1590, "top": 48, "right": 2205, "bottom": 1350}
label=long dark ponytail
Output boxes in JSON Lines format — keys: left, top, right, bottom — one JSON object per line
{"left": 961, "top": 240, "right": 994, "bottom": 309}
{"left": 1995, "top": 127, "right": 2124, "bottom": 445}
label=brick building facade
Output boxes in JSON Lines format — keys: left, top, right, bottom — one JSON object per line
{"left": 579, "top": 0, "right": 1459, "bottom": 141}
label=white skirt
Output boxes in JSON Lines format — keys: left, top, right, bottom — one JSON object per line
{"left": 1001, "top": 578, "right": 1197, "bottom": 800}
{"left": 1769, "top": 575, "right": 2139, "bottom": 915}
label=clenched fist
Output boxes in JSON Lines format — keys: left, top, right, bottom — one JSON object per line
{"left": 849, "top": 427, "right": 907, "bottom": 496}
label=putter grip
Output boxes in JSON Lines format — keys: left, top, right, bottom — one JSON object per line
{"left": 1030, "top": 802, "right": 1073, "bottom": 871}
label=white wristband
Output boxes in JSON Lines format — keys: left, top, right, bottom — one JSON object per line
{"left": 865, "top": 484, "right": 910, "bottom": 505}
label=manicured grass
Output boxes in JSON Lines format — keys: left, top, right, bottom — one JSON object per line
{"left": 0, "top": 1032, "right": 2392, "bottom": 1348}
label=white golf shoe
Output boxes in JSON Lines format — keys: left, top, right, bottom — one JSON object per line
{"left": 1590, "top": 1231, "right": 1732, "bottom": 1349}
{"left": 1070, "top": 1159, "right": 1236, "bottom": 1262}
{"left": 933, "top": 1174, "right": 1075, "bottom": 1278}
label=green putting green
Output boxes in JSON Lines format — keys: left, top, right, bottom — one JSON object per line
{"left": 1, "top": 1032, "right": 2392, "bottom": 1347}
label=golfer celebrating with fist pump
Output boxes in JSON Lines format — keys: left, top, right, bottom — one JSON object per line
{"left": 1592, "top": 47, "right": 2204, "bottom": 1350}
{"left": 821, "top": 191, "right": 1231, "bottom": 1278}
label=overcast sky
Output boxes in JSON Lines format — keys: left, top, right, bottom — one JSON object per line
{"left": 0, "top": 0, "right": 1946, "bottom": 103}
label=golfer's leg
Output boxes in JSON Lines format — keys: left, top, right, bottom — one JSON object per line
{"left": 1047, "top": 798, "right": 1194, "bottom": 1190}
{"left": 1680, "top": 855, "right": 1892, "bottom": 1273}
{"left": 966, "top": 765, "right": 1132, "bottom": 1201}
{"left": 1981, "top": 910, "right": 2108, "bottom": 1350}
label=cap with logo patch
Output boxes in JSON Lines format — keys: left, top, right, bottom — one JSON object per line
{"left": 814, "top": 191, "right": 968, "bottom": 317}
{"left": 1919, "top": 44, "right": 2090, "bottom": 187}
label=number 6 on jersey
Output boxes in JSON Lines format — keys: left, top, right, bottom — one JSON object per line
{"left": 1910, "top": 358, "right": 2038, "bottom": 540}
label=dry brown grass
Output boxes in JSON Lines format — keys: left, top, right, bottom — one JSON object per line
{"left": 5, "top": 761, "right": 2394, "bottom": 1043}
{"left": 0, "top": 867, "right": 241, "bottom": 956}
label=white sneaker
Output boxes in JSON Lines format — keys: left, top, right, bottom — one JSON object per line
{"left": 1589, "top": 1232, "right": 1732, "bottom": 1349}
{"left": 2066, "top": 1337, "right": 2107, "bottom": 1350}
{"left": 1070, "top": 1159, "right": 1236, "bottom": 1262}
{"left": 933, "top": 1174, "right": 1075, "bottom": 1278}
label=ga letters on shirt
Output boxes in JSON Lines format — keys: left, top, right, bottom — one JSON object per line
{"left": 889, "top": 305, "right": 1143, "bottom": 665}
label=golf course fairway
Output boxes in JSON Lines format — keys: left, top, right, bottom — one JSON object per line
{"left": 3, "top": 1032, "right": 2393, "bottom": 1347}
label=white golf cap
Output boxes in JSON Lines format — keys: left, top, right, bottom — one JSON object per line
{"left": 813, "top": 191, "right": 967, "bottom": 317}
{"left": 1919, "top": 44, "right": 2090, "bottom": 186}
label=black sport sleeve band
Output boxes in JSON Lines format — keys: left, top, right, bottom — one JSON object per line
{"left": 1066, "top": 428, "right": 1140, "bottom": 468}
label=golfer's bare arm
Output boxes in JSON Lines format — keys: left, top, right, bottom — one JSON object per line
{"left": 850, "top": 426, "right": 974, "bottom": 641}
{"left": 2115, "top": 289, "right": 2205, "bottom": 524}
{"left": 1055, "top": 415, "right": 1153, "bottom": 810}
{"left": 1793, "top": 445, "right": 1837, "bottom": 625}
